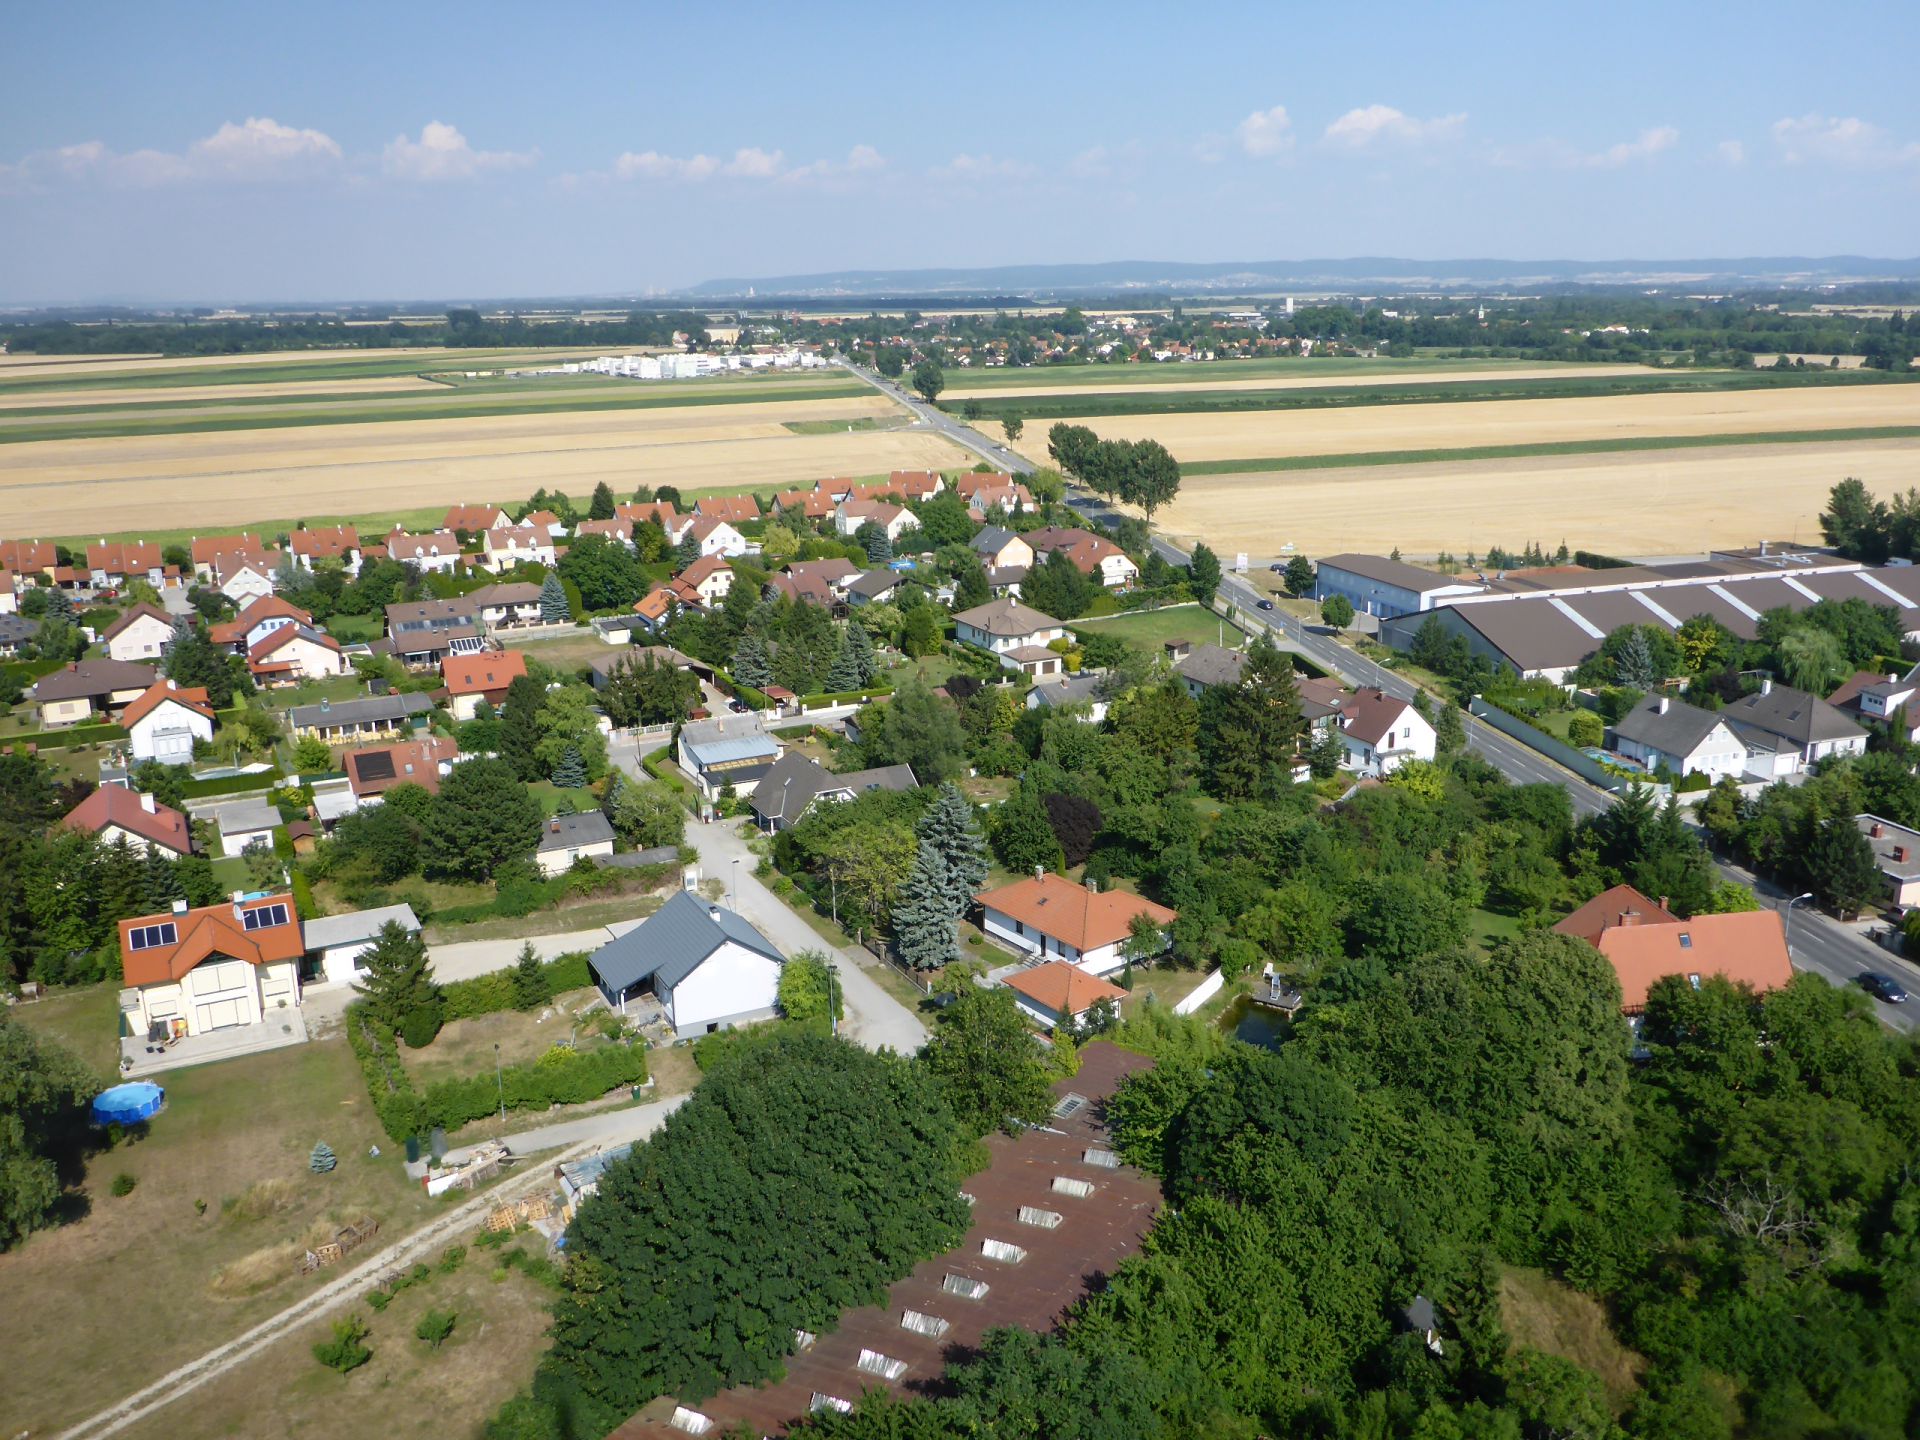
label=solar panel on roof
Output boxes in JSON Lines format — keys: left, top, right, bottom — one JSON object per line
{"left": 356, "top": 752, "right": 397, "bottom": 781}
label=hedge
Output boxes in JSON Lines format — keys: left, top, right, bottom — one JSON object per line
{"left": 345, "top": 998, "right": 647, "bottom": 1141}
{"left": 797, "top": 683, "right": 894, "bottom": 707}
{"left": 641, "top": 748, "right": 690, "bottom": 795}
{"left": 4, "top": 722, "right": 127, "bottom": 752}
{"left": 442, "top": 952, "right": 593, "bottom": 1021}
{"left": 180, "top": 768, "right": 285, "bottom": 799}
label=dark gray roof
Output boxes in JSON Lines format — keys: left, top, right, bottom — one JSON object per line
{"left": 1443, "top": 599, "right": 1601, "bottom": 672}
{"left": 0, "top": 614, "right": 37, "bottom": 647}
{"left": 750, "top": 753, "right": 916, "bottom": 823}
{"left": 969, "top": 524, "right": 1022, "bottom": 555}
{"left": 34, "top": 657, "right": 159, "bottom": 701}
{"left": 1612, "top": 695, "right": 1734, "bottom": 757}
{"left": 1176, "top": 643, "right": 1248, "bottom": 689}
{"left": 538, "top": 810, "right": 614, "bottom": 852}
{"left": 1028, "top": 671, "right": 1110, "bottom": 708}
{"left": 846, "top": 568, "right": 906, "bottom": 600}
{"left": 1857, "top": 814, "right": 1920, "bottom": 880}
{"left": 287, "top": 692, "right": 433, "bottom": 729}
{"left": 599, "top": 844, "right": 682, "bottom": 869}
{"left": 1319, "top": 553, "right": 1475, "bottom": 595}
{"left": 1722, "top": 682, "right": 1866, "bottom": 748}
{"left": 386, "top": 598, "right": 476, "bottom": 631}
{"left": 588, "top": 888, "right": 784, "bottom": 994}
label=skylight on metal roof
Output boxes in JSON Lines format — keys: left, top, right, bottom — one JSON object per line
{"left": 1083, "top": 1148, "right": 1120, "bottom": 1168}
{"left": 943, "top": 1273, "right": 990, "bottom": 1299}
{"left": 901, "top": 1309, "right": 950, "bottom": 1338}
{"left": 1018, "top": 1206, "right": 1064, "bottom": 1229}
{"left": 982, "top": 1238, "right": 1027, "bottom": 1264}
{"left": 856, "top": 1349, "right": 909, "bottom": 1379}
{"left": 668, "top": 1408, "right": 712, "bottom": 1434}
{"left": 1052, "top": 1176, "right": 1096, "bottom": 1198}
{"left": 811, "top": 1394, "right": 853, "bottom": 1415}
{"left": 1052, "top": 1093, "right": 1087, "bottom": 1119}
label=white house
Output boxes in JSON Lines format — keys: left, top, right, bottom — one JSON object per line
{"left": 677, "top": 718, "right": 782, "bottom": 801}
{"left": 102, "top": 604, "right": 177, "bottom": 664}
{"left": 482, "top": 525, "right": 558, "bottom": 573}
{"left": 1003, "top": 961, "right": 1128, "bottom": 1034}
{"left": 535, "top": 811, "right": 616, "bottom": 876}
{"left": 213, "top": 798, "right": 281, "bottom": 856}
{"left": 288, "top": 525, "right": 362, "bottom": 575}
{"left": 117, "top": 894, "right": 303, "bottom": 1041}
{"left": 63, "top": 785, "right": 194, "bottom": 858}
{"left": 1337, "top": 687, "right": 1437, "bottom": 777}
{"left": 675, "top": 554, "right": 735, "bottom": 606}
{"left": 248, "top": 625, "right": 345, "bottom": 684}
{"left": 299, "top": 904, "right": 422, "bottom": 987}
{"left": 384, "top": 530, "right": 466, "bottom": 576}
{"left": 1611, "top": 694, "right": 1749, "bottom": 781}
{"left": 953, "top": 597, "right": 1069, "bottom": 678}
{"left": 685, "top": 517, "right": 749, "bottom": 559}
{"left": 586, "top": 890, "right": 787, "bottom": 1037}
{"left": 973, "top": 871, "right": 1177, "bottom": 977}
{"left": 217, "top": 561, "right": 277, "bottom": 607}
{"left": 834, "top": 499, "right": 922, "bottom": 543}
{"left": 209, "top": 596, "right": 313, "bottom": 654}
{"left": 1025, "top": 671, "right": 1112, "bottom": 724}
{"left": 122, "top": 679, "right": 216, "bottom": 763}
{"left": 1720, "top": 679, "right": 1868, "bottom": 770}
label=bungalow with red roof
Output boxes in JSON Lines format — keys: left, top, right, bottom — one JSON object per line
{"left": 249, "top": 624, "right": 345, "bottom": 684}
{"left": 64, "top": 785, "right": 194, "bottom": 858}
{"left": 1002, "top": 961, "right": 1128, "bottom": 1033}
{"left": 117, "top": 893, "right": 304, "bottom": 1041}
{"left": 441, "top": 648, "right": 528, "bottom": 720}
{"left": 103, "top": 603, "right": 177, "bottom": 663}
{"left": 974, "top": 871, "right": 1176, "bottom": 976}
{"left": 122, "top": 678, "right": 216, "bottom": 762}
{"left": 1552, "top": 883, "right": 1793, "bottom": 1016}
{"left": 344, "top": 735, "right": 460, "bottom": 803}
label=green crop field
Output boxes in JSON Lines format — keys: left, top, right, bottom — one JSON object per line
{"left": 949, "top": 365, "right": 1916, "bottom": 423}
{"left": 0, "top": 348, "right": 608, "bottom": 394}
{"left": 943, "top": 355, "right": 1608, "bottom": 389}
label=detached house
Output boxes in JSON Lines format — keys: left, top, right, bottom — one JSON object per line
{"left": 87, "top": 540, "right": 165, "bottom": 590}
{"left": 771, "top": 489, "right": 835, "bottom": 521}
{"left": 748, "top": 753, "right": 917, "bottom": 832}
{"left": 102, "top": 603, "right": 177, "bottom": 663}
{"left": 288, "top": 525, "right": 361, "bottom": 574}
{"left": 1830, "top": 668, "right": 1920, "bottom": 744}
{"left": 768, "top": 558, "right": 861, "bottom": 608}
{"left": 383, "top": 530, "right": 465, "bottom": 576}
{"left": 677, "top": 717, "right": 782, "bottom": 801}
{"left": 676, "top": 554, "right": 735, "bottom": 607}
{"left": 535, "top": 811, "right": 616, "bottom": 876}
{"left": 441, "top": 648, "right": 528, "bottom": 720}
{"left": 482, "top": 525, "right": 557, "bottom": 572}
{"left": 616, "top": 500, "right": 693, "bottom": 545}
{"left": 467, "top": 581, "right": 545, "bottom": 631}
{"left": 1721, "top": 679, "right": 1868, "bottom": 771}
{"left": 685, "top": 516, "right": 748, "bottom": 558}
{"left": 1025, "top": 528, "right": 1138, "bottom": 589}
{"left": 64, "top": 786, "right": 194, "bottom": 858}
{"left": 123, "top": 679, "right": 215, "bottom": 762}
{"left": 695, "top": 494, "right": 761, "bottom": 525}
{"left": 209, "top": 550, "right": 282, "bottom": 606}
{"left": 587, "top": 890, "right": 786, "bottom": 1036}
{"left": 974, "top": 871, "right": 1176, "bottom": 977}
{"left": 288, "top": 691, "right": 434, "bottom": 743}
{"left": 33, "top": 658, "right": 159, "bottom": 727}
{"left": 385, "top": 597, "right": 482, "bottom": 666}
{"left": 118, "top": 893, "right": 303, "bottom": 1041}
{"left": 1552, "top": 884, "right": 1793, "bottom": 1016}
{"left": 249, "top": 625, "right": 345, "bottom": 684}
{"left": 1337, "top": 688, "right": 1436, "bottom": 776}
{"left": 209, "top": 595, "right": 311, "bottom": 654}
{"left": 442, "top": 504, "right": 512, "bottom": 535}
{"left": 573, "top": 517, "right": 634, "bottom": 547}
{"left": 344, "top": 736, "right": 460, "bottom": 804}
{"left": 1857, "top": 815, "right": 1920, "bottom": 908}
{"left": 1003, "top": 962, "right": 1128, "bottom": 1033}
{"left": 954, "top": 597, "right": 1069, "bottom": 677}
{"left": 970, "top": 526, "right": 1035, "bottom": 571}
{"left": 835, "top": 499, "right": 922, "bottom": 543}
{"left": 1611, "top": 695, "right": 1748, "bottom": 781}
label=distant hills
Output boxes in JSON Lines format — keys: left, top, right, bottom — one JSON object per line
{"left": 681, "top": 256, "right": 1920, "bottom": 301}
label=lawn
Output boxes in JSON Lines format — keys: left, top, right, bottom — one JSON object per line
{"left": 528, "top": 780, "right": 600, "bottom": 816}
{"left": 1074, "top": 603, "right": 1247, "bottom": 654}
{"left": 1470, "top": 907, "right": 1526, "bottom": 950}
{"left": 0, "top": 1029, "right": 465, "bottom": 1437}
{"left": 115, "top": 1240, "right": 558, "bottom": 1440}
{"left": 12, "top": 980, "right": 121, "bottom": 1077}
{"left": 499, "top": 630, "right": 615, "bottom": 675}
{"left": 399, "top": 986, "right": 612, "bottom": 1089}
{"left": 1125, "top": 966, "right": 1215, "bottom": 1011}
{"left": 422, "top": 890, "right": 666, "bottom": 945}
{"left": 323, "top": 613, "right": 381, "bottom": 643}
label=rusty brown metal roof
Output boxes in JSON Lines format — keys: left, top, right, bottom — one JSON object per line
{"left": 610, "top": 1042, "right": 1160, "bottom": 1439}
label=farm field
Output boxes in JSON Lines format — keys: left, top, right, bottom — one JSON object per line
{"left": 0, "top": 374, "right": 451, "bottom": 409}
{"left": 0, "top": 998, "right": 456, "bottom": 1436}
{"left": 1008, "top": 382, "right": 1920, "bottom": 468}
{"left": 0, "top": 394, "right": 973, "bottom": 535}
{"left": 0, "top": 346, "right": 592, "bottom": 390}
{"left": 944, "top": 359, "right": 1665, "bottom": 397}
{"left": 1154, "top": 438, "right": 1920, "bottom": 560}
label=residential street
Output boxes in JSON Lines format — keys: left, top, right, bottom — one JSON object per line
{"left": 445, "top": 1092, "right": 688, "bottom": 1164}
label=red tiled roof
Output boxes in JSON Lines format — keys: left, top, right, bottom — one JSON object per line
{"left": 1594, "top": 911, "right": 1794, "bottom": 1014}
{"left": 1338, "top": 687, "right": 1421, "bottom": 746}
{"left": 249, "top": 625, "right": 340, "bottom": 662}
{"left": 345, "top": 736, "right": 459, "bottom": 797}
{"left": 118, "top": 679, "right": 213, "bottom": 730}
{"left": 120, "top": 893, "right": 301, "bottom": 988}
{"left": 64, "top": 786, "right": 192, "bottom": 855}
{"left": 1552, "top": 884, "right": 1678, "bottom": 946}
{"left": 694, "top": 494, "right": 760, "bottom": 523}
{"left": 440, "top": 648, "right": 528, "bottom": 696}
{"left": 974, "top": 872, "right": 1176, "bottom": 952}
{"left": 1003, "top": 961, "right": 1128, "bottom": 1015}
{"left": 190, "top": 533, "right": 261, "bottom": 565}
{"left": 289, "top": 524, "right": 359, "bottom": 558}
{"left": 443, "top": 504, "right": 509, "bottom": 532}
{"left": 209, "top": 595, "right": 311, "bottom": 646}
{"left": 87, "top": 540, "right": 163, "bottom": 575}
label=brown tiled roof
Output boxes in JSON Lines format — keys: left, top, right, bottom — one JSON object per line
{"left": 974, "top": 872, "right": 1176, "bottom": 951}
{"left": 101, "top": 602, "right": 174, "bottom": 643}
{"left": 1004, "top": 961, "right": 1129, "bottom": 1015}
{"left": 440, "top": 649, "right": 528, "bottom": 696}
{"left": 1595, "top": 911, "right": 1793, "bottom": 1014}
{"left": 120, "top": 679, "right": 213, "bottom": 729}
{"left": 119, "top": 893, "right": 301, "bottom": 988}
{"left": 64, "top": 786, "right": 193, "bottom": 855}
{"left": 1552, "top": 884, "right": 1678, "bottom": 946}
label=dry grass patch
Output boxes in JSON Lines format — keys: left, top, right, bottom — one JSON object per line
{"left": 1499, "top": 1265, "right": 1645, "bottom": 1414}
{"left": 0, "top": 395, "right": 969, "bottom": 535}
{"left": 1157, "top": 438, "right": 1920, "bottom": 559}
{"left": 1009, "top": 383, "right": 1920, "bottom": 467}
{"left": 400, "top": 988, "right": 611, "bottom": 1089}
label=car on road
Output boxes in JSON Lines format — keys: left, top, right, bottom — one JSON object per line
{"left": 1269, "top": 562, "right": 1287, "bottom": 573}
{"left": 1859, "top": 971, "right": 1910, "bottom": 1003}
{"left": 1256, "top": 598, "right": 1275, "bottom": 610}
{"left": 726, "top": 698, "right": 751, "bottom": 714}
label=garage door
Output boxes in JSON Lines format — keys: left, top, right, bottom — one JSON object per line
{"left": 195, "top": 999, "right": 246, "bottom": 1032}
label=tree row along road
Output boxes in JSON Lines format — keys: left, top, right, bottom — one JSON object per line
{"left": 898, "top": 384, "right": 1920, "bottom": 1033}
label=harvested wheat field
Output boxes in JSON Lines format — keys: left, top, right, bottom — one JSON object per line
{"left": 0, "top": 374, "right": 453, "bottom": 410}
{"left": 1156, "top": 439, "right": 1920, "bottom": 559}
{"left": 1009, "top": 384, "right": 1920, "bottom": 465}
{"left": 0, "top": 395, "right": 970, "bottom": 534}
{"left": 944, "top": 362, "right": 1662, "bottom": 399}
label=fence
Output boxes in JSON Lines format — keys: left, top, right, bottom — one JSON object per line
{"left": 1173, "top": 968, "right": 1226, "bottom": 1015}
{"left": 1467, "top": 699, "right": 1669, "bottom": 801}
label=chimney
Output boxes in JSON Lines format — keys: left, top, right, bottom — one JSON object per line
{"left": 1085, "top": 876, "right": 1099, "bottom": 893}
{"left": 1872, "top": 822, "right": 1885, "bottom": 838}
{"left": 708, "top": 904, "right": 721, "bottom": 922}
{"left": 1619, "top": 909, "right": 1640, "bottom": 928}
{"left": 1897, "top": 846, "right": 1909, "bottom": 863}
{"left": 1659, "top": 896, "right": 1670, "bottom": 911}
{"left": 170, "top": 898, "right": 188, "bottom": 915}
{"left": 1892, "top": 674, "right": 1901, "bottom": 685}
{"left": 550, "top": 820, "right": 561, "bottom": 833}
{"left": 140, "top": 791, "right": 156, "bottom": 813}
{"left": 1657, "top": 696, "right": 1670, "bottom": 714}
{"left": 1034, "top": 865, "right": 1045, "bottom": 881}
{"left": 1760, "top": 677, "right": 1773, "bottom": 696}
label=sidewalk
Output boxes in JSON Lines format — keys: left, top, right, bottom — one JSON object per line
{"left": 445, "top": 1092, "right": 688, "bottom": 1164}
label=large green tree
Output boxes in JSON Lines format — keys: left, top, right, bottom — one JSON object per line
{"left": 1197, "top": 634, "right": 1304, "bottom": 800}
{"left": 423, "top": 758, "right": 543, "bottom": 880}
{"left": 352, "top": 920, "right": 443, "bottom": 1037}
{"left": 0, "top": 1011, "right": 100, "bottom": 1250}
{"left": 921, "top": 981, "right": 1055, "bottom": 1136}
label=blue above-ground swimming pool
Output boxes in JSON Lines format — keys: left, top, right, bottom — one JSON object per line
{"left": 92, "top": 1082, "right": 166, "bottom": 1126}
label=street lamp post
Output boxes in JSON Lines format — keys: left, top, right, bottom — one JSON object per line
{"left": 1785, "top": 891, "right": 1815, "bottom": 957}
{"left": 731, "top": 858, "right": 739, "bottom": 911}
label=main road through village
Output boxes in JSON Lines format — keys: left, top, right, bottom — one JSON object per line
{"left": 838, "top": 359, "right": 1920, "bottom": 1033}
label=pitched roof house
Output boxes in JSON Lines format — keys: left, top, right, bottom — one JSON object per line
{"left": 383, "top": 529, "right": 465, "bottom": 574}
{"left": 443, "top": 504, "right": 512, "bottom": 534}
{"left": 695, "top": 494, "right": 761, "bottom": 524}
{"left": 1721, "top": 678, "right": 1868, "bottom": 767}
{"left": 1024, "top": 528, "right": 1138, "bottom": 588}
{"left": 974, "top": 871, "right": 1176, "bottom": 976}
{"left": 767, "top": 558, "right": 861, "bottom": 607}
{"left": 343, "top": 735, "right": 460, "bottom": 801}
{"left": 118, "top": 893, "right": 303, "bottom": 1040}
{"left": 748, "top": 753, "right": 917, "bottom": 832}
{"left": 34, "top": 657, "right": 160, "bottom": 726}
{"left": 209, "top": 594, "right": 312, "bottom": 650}
{"left": 535, "top": 810, "right": 616, "bottom": 876}
{"left": 122, "top": 679, "right": 215, "bottom": 762}
{"left": 1003, "top": 961, "right": 1128, "bottom": 1032}
{"left": 969, "top": 526, "right": 1034, "bottom": 570}
{"left": 953, "top": 597, "right": 1068, "bottom": 677}
{"left": 1337, "top": 688, "right": 1437, "bottom": 776}
{"left": 64, "top": 785, "right": 194, "bottom": 857}
{"left": 440, "top": 648, "right": 529, "bottom": 719}
{"left": 587, "top": 890, "right": 787, "bottom": 1037}
{"left": 1552, "top": 883, "right": 1792, "bottom": 1014}
{"left": 288, "top": 524, "right": 360, "bottom": 570}
{"left": 1611, "top": 694, "right": 1749, "bottom": 780}
{"left": 248, "top": 625, "right": 344, "bottom": 683}
{"left": 102, "top": 603, "right": 177, "bottom": 663}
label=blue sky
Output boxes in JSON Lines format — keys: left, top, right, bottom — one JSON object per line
{"left": 2, "top": 2, "right": 1917, "bottom": 303}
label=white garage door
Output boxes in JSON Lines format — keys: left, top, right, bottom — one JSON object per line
{"left": 195, "top": 999, "right": 246, "bottom": 1032}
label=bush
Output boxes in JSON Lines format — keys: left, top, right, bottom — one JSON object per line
{"left": 110, "top": 1172, "right": 137, "bottom": 1197}
{"left": 439, "top": 1244, "right": 466, "bottom": 1273}
{"left": 417, "top": 1308, "right": 458, "bottom": 1348}
{"left": 1566, "top": 710, "right": 1605, "bottom": 748}
{"left": 367, "top": 1289, "right": 393, "bottom": 1312}
{"left": 314, "top": 1315, "right": 372, "bottom": 1373}
{"left": 399, "top": 1007, "right": 443, "bottom": 1049}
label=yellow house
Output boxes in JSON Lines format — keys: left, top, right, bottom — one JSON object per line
{"left": 33, "top": 657, "right": 160, "bottom": 727}
{"left": 118, "top": 894, "right": 304, "bottom": 1040}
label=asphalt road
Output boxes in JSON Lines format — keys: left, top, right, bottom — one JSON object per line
{"left": 851, "top": 363, "right": 1920, "bottom": 1032}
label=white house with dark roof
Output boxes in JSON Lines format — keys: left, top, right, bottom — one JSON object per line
{"left": 1611, "top": 694, "right": 1749, "bottom": 780}
{"left": 953, "top": 598, "right": 1068, "bottom": 677}
{"left": 535, "top": 810, "right": 616, "bottom": 876}
{"left": 1721, "top": 678, "right": 1867, "bottom": 770}
{"left": 1857, "top": 815, "right": 1920, "bottom": 908}
{"left": 1337, "top": 688, "right": 1435, "bottom": 776}
{"left": 587, "top": 889, "right": 786, "bottom": 1036}
{"left": 677, "top": 718, "right": 782, "bottom": 801}
{"left": 748, "top": 753, "right": 917, "bottom": 832}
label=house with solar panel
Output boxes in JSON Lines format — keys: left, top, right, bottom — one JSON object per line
{"left": 117, "top": 893, "right": 304, "bottom": 1041}
{"left": 587, "top": 890, "right": 787, "bottom": 1036}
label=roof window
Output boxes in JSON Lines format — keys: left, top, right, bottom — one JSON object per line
{"left": 1083, "top": 1148, "right": 1120, "bottom": 1169}
{"left": 1052, "top": 1093, "right": 1087, "bottom": 1119}
{"left": 982, "top": 1238, "right": 1027, "bottom": 1264}
{"left": 668, "top": 1408, "right": 712, "bottom": 1435}
{"left": 901, "top": 1309, "right": 950, "bottom": 1339}
{"left": 1052, "top": 1176, "right": 1096, "bottom": 1198}
{"left": 856, "top": 1349, "right": 908, "bottom": 1380}
{"left": 811, "top": 1394, "right": 853, "bottom": 1415}
{"left": 943, "top": 1274, "right": 989, "bottom": 1300}
{"left": 1018, "top": 1206, "right": 1064, "bottom": 1229}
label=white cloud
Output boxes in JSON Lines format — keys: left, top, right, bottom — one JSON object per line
{"left": 3, "top": 116, "right": 340, "bottom": 189}
{"left": 381, "top": 122, "right": 535, "bottom": 181}
{"left": 1716, "top": 139, "right": 1746, "bottom": 166}
{"left": 780, "top": 144, "right": 887, "bottom": 187}
{"left": 1069, "top": 146, "right": 1112, "bottom": 179}
{"left": 934, "top": 152, "right": 1037, "bottom": 181}
{"left": 612, "top": 145, "right": 826, "bottom": 182}
{"left": 723, "top": 146, "right": 783, "bottom": 179}
{"left": 1322, "top": 104, "right": 1465, "bottom": 149}
{"left": 1771, "top": 113, "right": 1920, "bottom": 168}
{"left": 1236, "top": 104, "right": 1294, "bottom": 158}
{"left": 1582, "top": 126, "right": 1679, "bottom": 168}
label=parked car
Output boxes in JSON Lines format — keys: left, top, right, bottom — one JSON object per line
{"left": 1859, "top": 971, "right": 1910, "bottom": 1004}
{"left": 1256, "top": 598, "right": 1276, "bottom": 610}
{"left": 726, "top": 698, "right": 751, "bottom": 714}
{"left": 1269, "top": 562, "right": 1287, "bottom": 573}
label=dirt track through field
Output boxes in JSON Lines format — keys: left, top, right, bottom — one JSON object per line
{"left": 1009, "top": 385, "right": 1920, "bottom": 466}
{"left": 943, "top": 362, "right": 1664, "bottom": 399}
{"left": 1157, "top": 439, "right": 1920, "bottom": 559}
{"left": 0, "top": 396, "right": 970, "bottom": 534}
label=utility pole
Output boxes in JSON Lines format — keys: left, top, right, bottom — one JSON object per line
{"left": 494, "top": 1042, "right": 505, "bottom": 1123}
